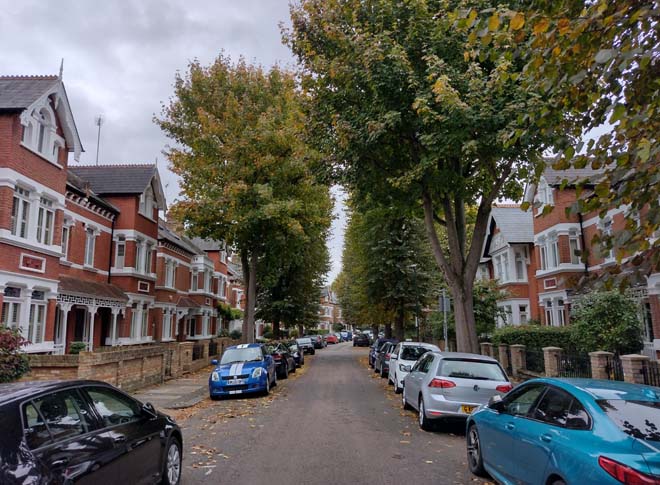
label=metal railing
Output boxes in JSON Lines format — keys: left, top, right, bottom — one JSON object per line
{"left": 525, "top": 349, "right": 545, "bottom": 374}
{"left": 208, "top": 341, "right": 219, "bottom": 357}
{"left": 557, "top": 352, "right": 592, "bottom": 378}
{"left": 642, "top": 360, "right": 660, "bottom": 387}
{"left": 192, "top": 343, "right": 203, "bottom": 361}
{"left": 605, "top": 354, "right": 624, "bottom": 381}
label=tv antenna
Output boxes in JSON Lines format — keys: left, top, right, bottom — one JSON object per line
{"left": 94, "top": 115, "right": 104, "bottom": 165}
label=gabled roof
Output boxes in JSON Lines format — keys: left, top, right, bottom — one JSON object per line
{"left": 0, "top": 75, "right": 58, "bottom": 109}
{"left": 542, "top": 166, "right": 604, "bottom": 186}
{"left": 69, "top": 164, "right": 166, "bottom": 210}
{"left": 0, "top": 75, "right": 83, "bottom": 161}
{"left": 66, "top": 171, "right": 120, "bottom": 214}
{"left": 489, "top": 206, "right": 534, "bottom": 244}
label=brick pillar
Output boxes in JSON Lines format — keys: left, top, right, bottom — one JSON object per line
{"left": 621, "top": 354, "right": 650, "bottom": 384}
{"left": 543, "top": 347, "right": 562, "bottom": 377}
{"left": 44, "top": 298, "right": 57, "bottom": 342}
{"left": 649, "top": 295, "right": 660, "bottom": 345}
{"left": 179, "top": 341, "right": 194, "bottom": 374}
{"left": 202, "top": 340, "right": 210, "bottom": 359}
{"left": 589, "top": 351, "right": 614, "bottom": 380}
{"left": 498, "top": 344, "right": 510, "bottom": 369}
{"left": 510, "top": 344, "right": 526, "bottom": 377}
{"left": 480, "top": 342, "right": 493, "bottom": 357}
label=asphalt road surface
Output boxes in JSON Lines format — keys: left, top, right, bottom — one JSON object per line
{"left": 180, "top": 342, "right": 492, "bottom": 485}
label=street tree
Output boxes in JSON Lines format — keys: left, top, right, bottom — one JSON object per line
{"left": 286, "top": 0, "right": 556, "bottom": 352}
{"left": 460, "top": 1, "right": 659, "bottom": 271}
{"left": 158, "top": 55, "right": 330, "bottom": 342}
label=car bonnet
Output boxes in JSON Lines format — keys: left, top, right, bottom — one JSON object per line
{"left": 217, "top": 360, "right": 263, "bottom": 376}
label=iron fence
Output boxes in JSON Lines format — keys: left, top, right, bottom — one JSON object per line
{"left": 192, "top": 343, "right": 203, "bottom": 361}
{"left": 605, "top": 354, "right": 624, "bottom": 381}
{"left": 525, "top": 349, "right": 545, "bottom": 374}
{"left": 557, "top": 352, "right": 592, "bottom": 378}
{"left": 208, "top": 341, "right": 219, "bottom": 357}
{"left": 642, "top": 360, "right": 660, "bottom": 387}
{"left": 505, "top": 345, "right": 513, "bottom": 374}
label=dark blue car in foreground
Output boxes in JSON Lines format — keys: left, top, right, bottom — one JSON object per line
{"left": 209, "top": 344, "right": 276, "bottom": 399}
{"left": 466, "top": 378, "right": 660, "bottom": 485}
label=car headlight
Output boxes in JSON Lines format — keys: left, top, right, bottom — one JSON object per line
{"left": 252, "top": 367, "right": 264, "bottom": 378}
{"left": 211, "top": 371, "right": 220, "bottom": 382}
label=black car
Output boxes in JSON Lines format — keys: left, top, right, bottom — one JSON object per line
{"left": 285, "top": 341, "right": 305, "bottom": 367}
{"left": 269, "top": 343, "right": 297, "bottom": 379}
{"left": 353, "top": 333, "right": 370, "bottom": 347}
{"left": 373, "top": 341, "right": 398, "bottom": 377}
{"left": 295, "top": 337, "right": 316, "bottom": 355}
{"left": 0, "top": 380, "right": 182, "bottom": 485}
{"left": 305, "top": 335, "right": 324, "bottom": 350}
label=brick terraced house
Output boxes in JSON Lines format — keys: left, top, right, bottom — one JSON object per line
{"left": 0, "top": 73, "right": 241, "bottom": 360}
{"left": 481, "top": 166, "right": 660, "bottom": 358}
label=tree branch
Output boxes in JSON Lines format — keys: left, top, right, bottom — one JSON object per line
{"left": 422, "top": 191, "right": 458, "bottom": 285}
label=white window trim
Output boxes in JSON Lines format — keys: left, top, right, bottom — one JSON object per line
{"left": 84, "top": 226, "right": 99, "bottom": 268}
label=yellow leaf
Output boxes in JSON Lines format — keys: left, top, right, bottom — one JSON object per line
{"left": 488, "top": 14, "right": 500, "bottom": 31}
{"left": 533, "top": 18, "right": 550, "bottom": 35}
{"left": 468, "top": 9, "right": 478, "bottom": 23}
{"left": 510, "top": 12, "right": 525, "bottom": 31}
{"left": 463, "top": 51, "right": 470, "bottom": 62}
{"left": 552, "top": 46, "right": 561, "bottom": 57}
{"left": 557, "top": 18, "right": 570, "bottom": 35}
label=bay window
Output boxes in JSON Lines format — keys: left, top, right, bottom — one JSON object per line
{"left": 84, "top": 227, "right": 96, "bottom": 267}
{"left": 519, "top": 305, "right": 529, "bottom": 324}
{"left": 141, "top": 307, "right": 149, "bottom": 338}
{"left": 162, "top": 311, "right": 172, "bottom": 340}
{"left": 144, "top": 243, "right": 153, "bottom": 274}
{"left": 28, "top": 291, "right": 46, "bottom": 344}
{"left": 191, "top": 270, "right": 198, "bottom": 291}
{"left": 61, "top": 224, "right": 71, "bottom": 260}
{"left": 36, "top": 198, "right": 54, "bottom": 245}
{"left": 1, "top": 287, "right": 22, "bottom": 330}
{"left": 11, "top": 187, "right": 30, "bottom": 238}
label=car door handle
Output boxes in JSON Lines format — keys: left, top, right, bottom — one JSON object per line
{"left": 505, "top": 423, "right": 515, "bottom": 431}
{"left": 51, "top": 458, "right": 69, "bottom": 467}
{"left": 540, "top": 434, "right": 552, "bottom": 443}
{"left": 113, "top": 436, "right": 127, "bottom": 444}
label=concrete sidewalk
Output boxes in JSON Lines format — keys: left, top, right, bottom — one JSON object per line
{"left": 131, "top": 366, "right": 212, "bottom": 410}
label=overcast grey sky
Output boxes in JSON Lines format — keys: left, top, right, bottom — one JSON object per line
{"left": 0, "top": 0, "right": 346, "bottom": 283}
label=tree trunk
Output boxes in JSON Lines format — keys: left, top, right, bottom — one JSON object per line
{"left": 449, "top": 282, "right": 479, "bottom": 354}
{"left": 245, "top": 252, "right": 258, "bottom": 343}
{"left": 241, "top": 251, "right": 250, "bottom": 343}
{"left": 273, "top": 320, "right": 280, "bottom": 340}
{"left": 394, "top": 307, "right": 405, "bottom": 341}
{"left": 298, "top": 323, "right": 304, "bottom": 336}
{"left": 384, "top": 323, "right": 392, "bottom": 339}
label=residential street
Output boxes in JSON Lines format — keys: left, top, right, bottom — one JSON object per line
{"left": 177, "top": 343, "right": 491, "bottom": 485}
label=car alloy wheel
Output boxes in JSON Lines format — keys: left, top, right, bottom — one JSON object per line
{"left": 164, "top": 438, "right": 182, "bottom": 485}
{"left": 467, "top": 425, "right": 487, "bottom": 477}
{"left": 265, "top": 374, "right": 271, "bottom": 395}
{"left": 419, "top": 398, "right": 432, "bottom": 431}
{"left": 402, "top": 386, "right": 411, "bottom": 410}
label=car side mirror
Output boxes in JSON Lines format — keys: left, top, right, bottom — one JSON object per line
{"left": 142, "top": 402, "right": 157, "bottom": 418}
{"left": 488, "top": 395, "right": 504, "bottom": 412}
{"left": 402, "top": 365, "right": 412, "bottom": 372}
{"left": 211, "top": 359, "right": 218, "bottom": 365}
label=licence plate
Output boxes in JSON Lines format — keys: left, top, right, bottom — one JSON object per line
{"left": 461, "top": 405, "right": 477, "bottom": 414}
{"left": 228, "top": 379, "right": 244, "bottom": 385}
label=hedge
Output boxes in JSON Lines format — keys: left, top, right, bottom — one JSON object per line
{"left": 491, "top": 325, "right": 575, "bottom": 352}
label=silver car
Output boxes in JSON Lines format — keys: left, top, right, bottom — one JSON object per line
{"left": 388, "top": 342, "right": 441, "bottom": 394}
{"left": 401, "top": 352, "right": 512, "bottom": 431}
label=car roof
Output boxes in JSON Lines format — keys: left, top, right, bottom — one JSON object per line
{"left": 0, "top": 379, "right": 116, "bottom": 406}
{"left": 399, "top": 342, "right": 439, "bottom": 348}
{"left": 226, "top": 343, "right": 262, "bottom": 350}
{"left": 431, "top": 351, "right": 498, "bottom": 362}
{"left": 525, "top": 377, "right": 660, "bottom": 401}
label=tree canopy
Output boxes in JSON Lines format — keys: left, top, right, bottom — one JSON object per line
{"left": 286, "top": 0, "right": 557, "bottom": 352}
{"left": 158, "top": 55, "right": 332, "bottom": 342}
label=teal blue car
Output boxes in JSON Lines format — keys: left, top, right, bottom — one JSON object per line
{"left": 466, "top": 378, "right": 660, "bottom": 485}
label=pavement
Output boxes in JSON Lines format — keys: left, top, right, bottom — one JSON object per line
{"left": 165, "top": 342, "right": 492, "bottom": 485}
{"left": 132, "top": 366, "right": 212, "bottom": 410}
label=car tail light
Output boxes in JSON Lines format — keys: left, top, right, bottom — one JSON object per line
{"left": 496, "top": 384, "right": 513, "bottom": 393}
{"left": 385, "top": 353, "right": 391, "bottom": 359}
{"left": 273, "top": 354, "right": 281, "bottom": 360}
{"left": 428, "top": 378, "right": 456, "bottom": 388}
{"left": 599, "top": 456, "right": 660, "bottom": 485}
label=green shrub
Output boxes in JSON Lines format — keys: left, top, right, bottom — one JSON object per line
{"left": 570, "top": 291, "right": 643, "bottom": 355}
{"left": 492, "top": 325, "right": 575, "bottom": 351}
{"left": 0, "top": 326, "right": 30, "bottom": 382}
{"left": 68, "top": 341, "right": 87, "bottom": 355}
{"left": 229, "top": 330, "right": 242, "bottom": 340}
{"left": 289, "top": 329, "right": 299, "bottom": 338}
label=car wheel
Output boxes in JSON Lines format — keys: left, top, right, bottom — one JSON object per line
{"left": 162, "top": 436, "right": 182, "bottom": 485}
{"left": 272, "top": 371, "right": 277, "bottom": 387}
{"left": 263, "top": 374, "right": 271, "bottom": 395}
{"left": 394, "top": 378, "right": 402, "bottom": 394}
{"left": 467, "top": 424, "right": 487, "bottom": 477}
{"left": 402, "top": 386, "right": 412, "bottom": 410}
{"left": 418, "top": 397, "right": 433, "bottom": 431}
{"left": 282, "top": 365, "right": 288, "bottom": 379}
{"left": 210, "top": 394, "right": 221, "bottom": 401}
{"left": 550, "top": 481, "right": 566, "bottom": 485}
{"left": 380, "top": 366, "right": 387, "bottom": 378}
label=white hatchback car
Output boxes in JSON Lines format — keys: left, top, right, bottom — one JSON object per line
{"left": 388, "top": 342, "right": 441, "bottom": 393}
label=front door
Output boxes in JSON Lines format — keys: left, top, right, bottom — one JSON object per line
{"left": 73, "top": 308, "right": 87, "bottom": 342}
{"left": 99, "top": 308, "right": 111, "bottom": 347}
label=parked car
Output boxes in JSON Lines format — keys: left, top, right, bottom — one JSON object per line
{"left": 0, "top": 379, "right": 183, "bottom": 485}
{"left": 326, "top": 334, "right": 339, "bottom": 344}
{"left": 296, "top": 337, "right": 316, "bottom": 355}
{"left": 285, "top": 341, "right": 305, "bottom": 367}
{"left": 340, "top": 331, "right": 349, "bottom": 341}
{"left": 369, "top": 338, "right": 397, "bottom": 367}
{"left": 268, "top": 343, "right": 296, "bottom": 379}
{"left": 466, "top": 378, "right": 660, "bottom": 485}
{"left": 305, "top": 335, "right": 324, "bottom": 350}
{"left": 402, "top": 352, "right": 511, "bottom": 431}
{"left": 388, "top": 342, "right": 441, "bottom": 393}
{"left": 353, "top": 333, "right": 370, "bottom": 347}
{"left": 209, "top": 343, "right": 276, "bottom": 398}
{"left": 374, "top": 341, "right": 399, "bottom": 377}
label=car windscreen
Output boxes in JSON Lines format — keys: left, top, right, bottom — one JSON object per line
{"left": 400, "top": 346, "right": 431, "bottom": 361}
{"left": 296, "top": 338, "right": 311, "bottom": 345}
{"left": 597, "top": 400, "right": 660, "bottom": 442}
{"left": 220, "top": 347, "right": 262, "bottom": 364}
{"left": 437, "top": 359, "right": 508, "bottom": 381}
